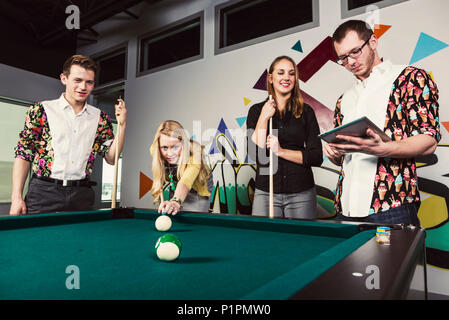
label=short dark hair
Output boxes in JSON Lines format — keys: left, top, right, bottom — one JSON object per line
{"left": 62, "top": 54, "right": 98, "bottom": 76}
{"left": 332, "top": 20, "right": 373, "bottom": 43}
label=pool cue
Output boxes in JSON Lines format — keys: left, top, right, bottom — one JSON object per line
{"left": 160, "top": 186, "right": 168, "bottom": 214}
{"left": 111, "top": 98, "right": 122, "bottom": 209}
{"left": 269, "top": 94, "right": 274, "bottom": 219}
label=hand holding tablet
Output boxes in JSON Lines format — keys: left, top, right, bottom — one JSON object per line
{"left": 320, "top": 116, "right": 393, "bottom": 158}
{"left": 318, "top": 116, "right": 391, "bottom": 144}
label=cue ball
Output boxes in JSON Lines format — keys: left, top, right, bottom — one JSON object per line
{"left": 155, "top": 215, "right": 172, "bottom": 231}
{"left": 155, "top": 234, "right": 182, "bottom": 261}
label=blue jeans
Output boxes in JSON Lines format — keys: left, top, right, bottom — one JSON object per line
{"left": 252, "top": 187, "right": 317, "bottom": 219}
{"left": 337, "top": 203, "right": 421, "bottom": 226}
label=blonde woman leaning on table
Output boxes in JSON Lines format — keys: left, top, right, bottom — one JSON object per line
{"left": 150, "top": 120, "right": 213, "bottom": 215}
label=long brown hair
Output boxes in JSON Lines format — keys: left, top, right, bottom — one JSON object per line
{"left": 149, "top": 120, "right": 210, "bottom": 203}
{"left": 266, "top": 55, "right": 305, "bottom": 118}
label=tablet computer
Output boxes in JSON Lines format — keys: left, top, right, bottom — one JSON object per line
{"left": 318, "top": 116, "right": 391, "bottom": 143}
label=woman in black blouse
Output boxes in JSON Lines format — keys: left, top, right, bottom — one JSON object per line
{"left": 247, "top": 56, "right": 323, "bottom": 219}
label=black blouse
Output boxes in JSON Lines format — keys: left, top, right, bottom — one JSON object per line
{"left": 246, "top": 100, "right": 323, "bottom": 194}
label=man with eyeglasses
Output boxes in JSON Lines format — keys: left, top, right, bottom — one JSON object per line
{"left": 323, "top": 20, "right": 441, "bottom": 226}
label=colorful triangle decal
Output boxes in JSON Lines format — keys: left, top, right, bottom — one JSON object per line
{"left": 208, "top": 118, "right": 237, "bottom": 154}
{"left": 292, "top": 40, "right": 303, "bottom": 52}
{"left": 442, "top": 122, "right": 449, "bottom": 134}
{"left": 243, "top": 97, "right": 251, "bottom": 106}
{"left": 235, "top": 116, "right": 247, "bottom": 127}
{"left": 139, "top": 172, "right": 153, "bottom": 199}
{"left": 253, "top": 69, "right": 268, "bottom": 91}
{"left": 410, "top": 32, "right": 449, "bottom": 64}
{"left": 373, "top": 24, "right": 391, "bottom": 39}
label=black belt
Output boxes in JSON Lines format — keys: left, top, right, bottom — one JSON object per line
{"left": 32, "top": 174, "right": 97, "bottom": 187}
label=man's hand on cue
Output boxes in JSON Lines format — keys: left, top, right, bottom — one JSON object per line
{"left": 115, "top": 98, "right": 127, "bottom": 126}
{"left": 329, "top": 128, "right": 390, "bottom": 157}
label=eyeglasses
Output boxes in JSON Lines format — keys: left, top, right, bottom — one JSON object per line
{"left": 336, "top": 37, "right": 371, "bottom": 66}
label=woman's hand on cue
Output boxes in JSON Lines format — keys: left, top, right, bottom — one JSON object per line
{"left": 266, "top": 134, "right": 282, "bottom": 155}
{"left": 261, "top": 99, "right": 276, "bottom": 121}
{"left": 158, "top": 200, "right": 181, "bottom": 215}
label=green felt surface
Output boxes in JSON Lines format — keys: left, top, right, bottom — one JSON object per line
{"left": 0, "top": 210, "right": 373, "bottom": 300}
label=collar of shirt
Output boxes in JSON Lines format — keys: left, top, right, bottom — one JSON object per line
{"left": 355, "top": 59, "right": 393, "bottom": 88}
{"left": 59, "top": 93, "right": 92, "bottom": 117}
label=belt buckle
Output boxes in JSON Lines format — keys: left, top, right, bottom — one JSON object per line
{"left": 63, "top": 180, "right": 68, "bottom": 187}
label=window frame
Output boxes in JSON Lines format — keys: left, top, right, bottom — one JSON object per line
{"left": 214, "top": 0, "right": 320, "bottom": 55}
{"left": 100, "top": 122, "right": 123, "bottom": 206}
{"left": 91, "top": 41, "right": 128, "bottom": 90}
{"left": 91, "top": 84, "right": 125, "bottom": 208}
{"left": 136, "top": 11, "right": 204, "bottom": 77}
{"left": 0, "top": 96, "right": 33, "bottom": 209}
{"left": 341, "top": 0, "right": 409, "bottom": 19}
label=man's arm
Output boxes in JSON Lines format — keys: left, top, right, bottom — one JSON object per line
{"left": 332, "top": 68, "right": 440, "bottom": 159}
{"left": 10, "top": 103, "right": 44, "bottom": 215}
{"left": 323, "top": 95, "right": 345, "bottom": 166}
{"left": 105, "top": 98, "right": 127, "bottom": 165}
{"left": 330, "top": 129, "right": 437, "bottom": 158}
{"left": 105, "top": 123, "right": 126, "bottom": 165}
{"left": 9, "top": 158, "right": 30, "bottom": 215}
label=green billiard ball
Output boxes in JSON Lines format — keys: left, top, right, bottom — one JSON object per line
{"left": 155, "top": 234, "right": 182, "bottom": 261}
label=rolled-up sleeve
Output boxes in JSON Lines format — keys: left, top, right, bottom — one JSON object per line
{"left": 406, "top": 69, "right": 441, "bottom": 142}
{"left": 96, "top": 111, "right": 115, "bottom": 158}
{"left": 14, "top": 104, "right": 43, "bottom": 162}
{"left": 179, "top": 163, "right": 201, "bottom": 190}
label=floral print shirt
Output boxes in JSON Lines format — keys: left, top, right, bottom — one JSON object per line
{"left": 333, "top": 66, "right": 441, "bottom": 215}
{"left": 14, "top": 102, "right": 114, "bottom": 178}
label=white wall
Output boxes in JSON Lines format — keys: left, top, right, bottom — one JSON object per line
{"left": 0, "top": 63, "right": 63, "bottom": 103}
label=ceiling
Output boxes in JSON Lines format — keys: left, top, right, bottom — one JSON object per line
{"left": 0, "top": 0, "right": 164, "bottom": 47}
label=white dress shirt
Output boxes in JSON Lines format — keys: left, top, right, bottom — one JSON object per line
{"left": 339, "top": 60, "right": 406, "bottom": 217}
{"left": 42, "top": 94, "right": 111, "bottom": 180}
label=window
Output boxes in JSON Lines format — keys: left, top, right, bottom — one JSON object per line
{"left": 137, "top": 12, "right": 204, "bottom": 76}
{"left": 92, "top": 43, "right": 127, "bottom": 87}
{"left": 341, "top": 0, "right": 409, "bottom": 18}
{"left": 91, "top": 86, "right": 125, "bottom": 205}
{"left": 215, "top": 0, "right": 319, "bottom": 55}
{"left": 101, "top": 122, "right": 122, "bottom": 202}
{"left": 0, "top": 97, "right": 31, "bottom": 203}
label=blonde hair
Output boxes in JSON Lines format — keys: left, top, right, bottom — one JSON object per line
{"left": 150, "top": 120, "right": 211, "bottom": 203}
{"left": 266, "top": 55, "right": 305, "bottom": 118}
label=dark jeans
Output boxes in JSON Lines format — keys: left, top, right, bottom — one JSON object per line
{"left": 337, "top": 203, "right": 421, "bottom": 226}
{"left": 25, "top": 177, "right": 95, "bottom": 214}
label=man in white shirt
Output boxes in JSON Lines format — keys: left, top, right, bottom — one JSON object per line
{"left": 324, "top": 20, "right": 440, "bottom": 225}
{"left": 10, "top": 55, "right": 127, "bottom": 215}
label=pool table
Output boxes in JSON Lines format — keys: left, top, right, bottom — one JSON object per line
{"left": 0, "top": 208, "right": 426, "bottom": 300}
